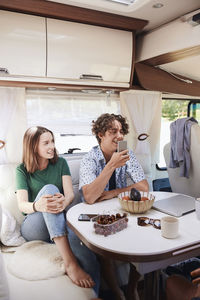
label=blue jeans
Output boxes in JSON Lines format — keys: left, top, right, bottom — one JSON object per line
{"left": 21, "top": 184, "right": 100, "bottom": 295}
{"left": 165, "top": 258, "right": 200, "bottom": 281}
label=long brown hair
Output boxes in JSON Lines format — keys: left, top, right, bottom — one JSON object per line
{"left": 22, "top": 126, "right": 58, "bottom": 173}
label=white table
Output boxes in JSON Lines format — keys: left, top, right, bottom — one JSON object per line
{"left": 67, "top": 192, "right": 200, "bottom": 299}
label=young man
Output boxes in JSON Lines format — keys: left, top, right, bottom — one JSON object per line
{"left": 79, "top": 113, "right": 148, "bottom": 300}
{"left": 79, "top": 113, "right": 149, "bottom": 204}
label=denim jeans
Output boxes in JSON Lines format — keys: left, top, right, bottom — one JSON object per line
{"left": 21, "top": 184, "right": 100, "bottom": 295}
{"left": 165, "top": 258, "right": 200, "bottom": 281}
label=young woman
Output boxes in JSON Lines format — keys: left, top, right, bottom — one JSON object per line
{"left": 16, "top": 126, "right": 100, "bottom": 295}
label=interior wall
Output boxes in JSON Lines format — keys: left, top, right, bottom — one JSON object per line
{"left": 134, "top": 63, "right": 200, "bottom": 97}
{"left": 136, "top": 13, "right": 200, "bottom": 62}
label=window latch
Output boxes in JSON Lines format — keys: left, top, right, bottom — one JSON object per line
{"left": 67, "top": 148, "right": 81, "bottom": 154}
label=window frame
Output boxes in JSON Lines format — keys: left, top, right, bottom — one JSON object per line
{"left": 187, "top": 99, "right": 200, "bottom": 118}
{"left": 25, "top": 88, "right": 121, "bottom": 155}
{"left": 156, "top": 96, "right": 200, "bottom": 171}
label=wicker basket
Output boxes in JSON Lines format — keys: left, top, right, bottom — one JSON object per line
{"left": 118, "top": 191, "right": 155, "bottom": 214}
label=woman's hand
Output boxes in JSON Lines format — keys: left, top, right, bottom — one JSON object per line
{"left": 54, "top": 193, "right": 66, "bottom": 212}
{"left": 35, "top": 193, "right": 65, "bottom": 213}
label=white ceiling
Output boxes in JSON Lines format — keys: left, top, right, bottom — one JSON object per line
{"left": 47, "top": 0, "right": 200, "bottom": 32}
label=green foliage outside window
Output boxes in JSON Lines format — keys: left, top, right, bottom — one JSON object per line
{"left": 189, "top": 103, "right": 200, "bottom": 121}
{"left": 162, "top": 99, "right": 190, "bottom": 121}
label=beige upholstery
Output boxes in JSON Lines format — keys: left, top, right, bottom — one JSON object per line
{"left": 66, "top": 156, "right": 83, "bottom": 210}
{"left": 135, "top": 153, "right": 152, "bottom": 190}
{"left": 0, "top": 163, "right": 24, "bottom": 224}
{"left": 0, "top": 205, "right": 9, "bottom": 300}
{"left": 0, "top": 252, "right": 9, "bottom": 300}
{"left": 0, "top": 157, "right": 95, "bottom": 300}
{"left": 163, "top": 123, "right": 200, "bottom": 198}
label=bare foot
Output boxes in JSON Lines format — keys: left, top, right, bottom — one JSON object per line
{"left": 65, "top": 261, "right": 95, "bottom": 288}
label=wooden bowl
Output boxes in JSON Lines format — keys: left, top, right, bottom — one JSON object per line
{"left": 118, "top": 191, "right": 155, "bottom": 214}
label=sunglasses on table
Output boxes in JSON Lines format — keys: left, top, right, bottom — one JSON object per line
{"left": 137, "top": 217, "right": 161, "bottom": 230}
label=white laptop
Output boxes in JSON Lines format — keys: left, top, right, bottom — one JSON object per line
{"left": 153, "top": 194, "right": 195, "bottom": 217}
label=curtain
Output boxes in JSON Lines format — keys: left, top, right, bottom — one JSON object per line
{"left": 0, "top": 87, "right": 26, "bottom": 164}
{"left": 120, "top": 90, "right": 162, "bottom": 164}
{"left": 26, "top": 89, "right": 120, "bottom": 135}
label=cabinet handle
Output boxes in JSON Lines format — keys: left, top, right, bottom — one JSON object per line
{"left": 80, "top": 74, "right": 103, "bottom": 80}
{"left": 0, "top": 68, "right": 9, "bottom": 75}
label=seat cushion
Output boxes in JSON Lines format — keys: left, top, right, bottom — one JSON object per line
{"left": 7, "top": 240, "right": 65, "bottom": 280}
{"left": 3, "top": 251, "right": 95, "bottom": 300}
{"left": 65, "top": 156, "right": 83, "bottom": 207}
{"left": 0, "top": 252, "right": 9, "bottom": 300}
{"left": 0, "top": 164, "right": 24, "bottom": 224}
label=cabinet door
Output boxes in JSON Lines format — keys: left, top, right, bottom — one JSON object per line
{"left": 0, "top": 10, "right": 46, "bottom": 77}
{"left": 47, "top": 19, "right": 132, "bottom": 83}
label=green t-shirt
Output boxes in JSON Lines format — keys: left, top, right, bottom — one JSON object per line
{"left": 16, "top": 157, "right": 71, "bottom": 203}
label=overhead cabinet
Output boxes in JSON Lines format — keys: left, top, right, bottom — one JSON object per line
{"left": 0, "top": 10, "right": 46, "bottom": 77}
{"left": 47, "top": 19, "right": 133, "bottom": 85}
{"left": 0, "top": 10, "right": 132, "bottom": 87}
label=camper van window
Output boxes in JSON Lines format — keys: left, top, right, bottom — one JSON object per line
{"left": 188, "top": 101, "right": 200, "bottom": 122}
{"left": 26, "top": 89, "right": 120, "bottom": 154}
{"left": 158, "top": 98, "right": 190, "bottom": 168}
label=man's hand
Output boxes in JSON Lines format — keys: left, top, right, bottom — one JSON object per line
{"left": 191, "top": 268, "right": 200, "bottom": 285}
{"left": 108, "top": 149, "right": 129, "bottom": 169}
{"left": 97, "top": 190, "right": 118, "bottom": 202}
{"left": 191, "top": 268, "right": 200, "bottom": 298}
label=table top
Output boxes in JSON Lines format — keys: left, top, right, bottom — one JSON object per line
{"left": 67, "top": 192, "right": 200, "bottom": 264}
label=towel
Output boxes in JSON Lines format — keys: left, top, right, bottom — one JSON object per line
{"left": 169, "top": 117, "right": 197, "bottom": 178}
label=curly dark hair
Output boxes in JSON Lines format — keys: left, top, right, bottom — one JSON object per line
{"left": 92, "top": 113, "right": 129, "bottom": 144}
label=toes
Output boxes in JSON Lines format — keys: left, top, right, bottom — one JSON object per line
{"left": 79, "top": 279, "right": 90, "bottom": 288}
{"left": 81, "top": 279, "right": 94, "bottom": 288}
{"left": 73, "top": 279, "right": 85, "bottom": 288}
{"left": 79, "top": 280, "right": 86, "bottom": 288}
{"left": 83, "top": 279, "right": 91, "bottom": 288}
{"left": 78, "top": 278, "right": 95, "bottom": 288}
{"left": 66, "top": 270, "right": 95, "bottom": 289}
{"left": 87, "top": 278, "right": 95, "bottom": 288}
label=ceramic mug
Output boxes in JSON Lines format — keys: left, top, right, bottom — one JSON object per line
{"left": 161, "top": 216, "right": 179, "bottom": 239}
{"left": 195, "top": 198, "right": 200, "bottom": 220}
